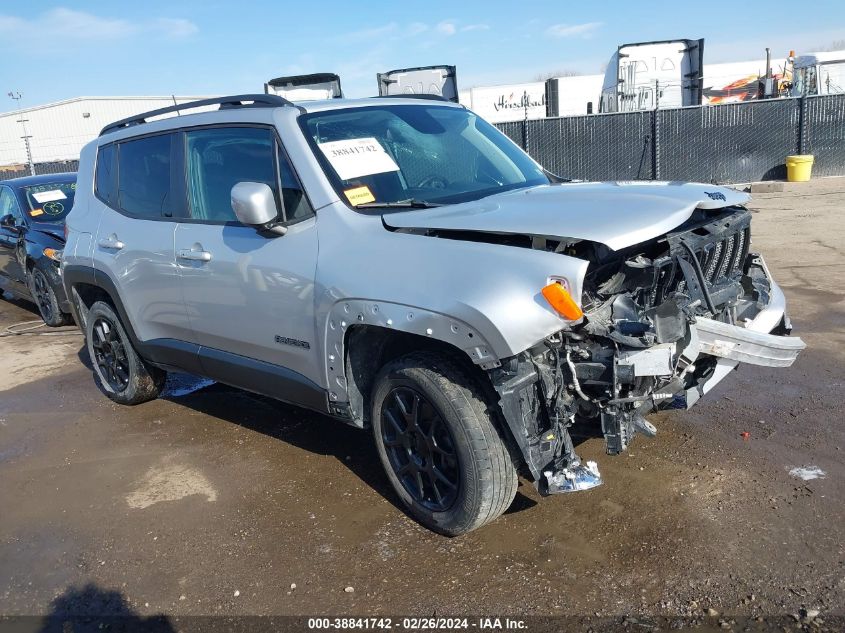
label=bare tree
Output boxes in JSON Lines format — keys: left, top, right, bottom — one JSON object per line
{"left": 819, "top": 39, "right": 845, "bottom": 52}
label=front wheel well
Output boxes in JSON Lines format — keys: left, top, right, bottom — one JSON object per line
{"left": 344, "top": 325, "right": 521, "bottom": 466}
{"left": 67, "top": 282, "right": 115, "bottom": 332}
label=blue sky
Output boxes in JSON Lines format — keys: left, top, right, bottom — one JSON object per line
{"left": 1, "top": 0, "right": 844, "bottom": 110}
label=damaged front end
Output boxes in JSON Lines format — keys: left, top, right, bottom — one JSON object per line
{"left": 490, "top": 205, "right": 805, "bottom": 496}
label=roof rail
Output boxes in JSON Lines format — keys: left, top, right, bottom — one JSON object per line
{"left": 372, "top": 93, "right": 451, "bottom": 102}
{"left": 99, "top": 94, "right": 294, "bottom": 136}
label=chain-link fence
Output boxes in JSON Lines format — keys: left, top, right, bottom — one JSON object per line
{"left": 2, "top": 94, "right": 842, "bottom": 184}
{"left": 496, "top": 94, "right": 845, "bottom": 184}
{"left": 803, "top": 94, "right": 845, "bottom": 178}
{"left": 0, "top": 160, "right": 79, "bottom": 180}
{"left": 499, "top": 112, "right": 655, "bottom": 180}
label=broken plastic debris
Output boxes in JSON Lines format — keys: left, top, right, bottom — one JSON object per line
{"left": 542, "top": 460, "right": 602, "bottom": 494}
{"left": 789, "top": 466, "right": 826, "bottom": 481}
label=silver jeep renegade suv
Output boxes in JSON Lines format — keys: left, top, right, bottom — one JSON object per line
{"left": 63, "top": 94, "right": 804, "bottom": 535}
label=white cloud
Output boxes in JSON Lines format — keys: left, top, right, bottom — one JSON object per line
{"left": 0, "top": 8, "right": 198, "bottom": 43}
{"left": 345, "top": 20, "right": 476, "bottom": 43}
{"left": 342, "top": 20, "right": 487, "bottom": 43}
{"left": 343, "top": 22, "right": 399, "bottom": 41}
{"left": 407, "top": 22, "right": 428, "bottom": 36}
{"left": 154, "top": 17, "right": 199, "bottom": 39}
{"left": 705, "top": 28, "right": 845, "bottom": 64}
{"left": 545, "top": 21, "right": 602, "bottom": 39}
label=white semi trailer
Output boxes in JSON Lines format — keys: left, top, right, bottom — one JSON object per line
{"left": 264, "top": 73, "right": 343, "bottom": 101}
{"left": 600, "top": 39, "right": 705, "bottom": 112}
{"left": 464, "top": 82, "right": 547, "bottom": 123}
{"left": 599, "top": 39, "right": 795, "bottom": 111}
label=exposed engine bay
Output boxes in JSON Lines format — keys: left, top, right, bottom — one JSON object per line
{"left": 487, "top": 206, "right": 805, "bottom": 495}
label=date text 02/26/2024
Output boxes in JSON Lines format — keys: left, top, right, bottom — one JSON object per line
{"left": 307, "top": 618, "right": 527, "bottom": 630}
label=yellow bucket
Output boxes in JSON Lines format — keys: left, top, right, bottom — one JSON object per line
{"left": 785, "top": 154, "right": 814, "bottom": 182}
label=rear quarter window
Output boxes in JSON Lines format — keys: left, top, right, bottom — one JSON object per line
{"left": 95, "top": 144, "right": 117, "bottom": 206}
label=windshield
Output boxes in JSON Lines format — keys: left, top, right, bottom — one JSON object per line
{"left": 299, "top": 104, "right": 549, "bottom": 208}
{"left": 819, "top": 61, "right": 845, "bottom": 94}
{"left": 22, "top": 181, "right": 76, "bottom": 222}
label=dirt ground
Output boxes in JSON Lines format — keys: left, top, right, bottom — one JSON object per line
{"left": 1, "top": 180, "right": 844, "bottom": 626}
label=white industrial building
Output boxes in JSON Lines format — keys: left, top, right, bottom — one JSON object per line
{"left": 0, "top": 96, "right": 216, "bottom": 171}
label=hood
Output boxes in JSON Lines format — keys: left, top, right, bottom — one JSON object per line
{"left": 383, "top": 181, "right": 750, "bottom": 251}
{"left": 28, "top": 221, "right": 66, "bottom": 243}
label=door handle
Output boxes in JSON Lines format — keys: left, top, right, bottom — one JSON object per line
{"left": 177, "top": 249, "right": 213, "bottom": 262}
{"left": 97, "top": 236, "right": 125, "bottom": 250}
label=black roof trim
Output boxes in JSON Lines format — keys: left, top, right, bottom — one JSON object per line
{"left": 99, "top": 94, "right": 294, "bottom": 137}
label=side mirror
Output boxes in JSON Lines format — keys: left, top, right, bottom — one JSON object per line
{"left": 230, "top": 182, "right": 286, "bottom": 236}
{"left": 0, "top": 214, "right": 19, "bottom": 229}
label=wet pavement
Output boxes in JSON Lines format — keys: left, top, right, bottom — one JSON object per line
{"left": 1, "top": 182, "right": 844, "bottom": 622}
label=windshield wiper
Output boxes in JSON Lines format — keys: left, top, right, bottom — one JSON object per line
{"left": 355, "top": 199, "right": 443, "bottom": 209}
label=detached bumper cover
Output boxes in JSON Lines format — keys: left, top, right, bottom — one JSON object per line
{"left": 694, "top": 315, "right": 805, "bottom": 367}
{"left": 683, "top": 274, "right": 803, "bottom": 408}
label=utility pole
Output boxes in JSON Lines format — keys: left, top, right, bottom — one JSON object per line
{"left": 523, "top": 90, "right": 530, "bottom": 154}
{"left": 7, "top": 91, "right": 35, "bottom": 176}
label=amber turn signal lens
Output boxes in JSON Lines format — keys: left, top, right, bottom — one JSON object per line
{"left": 43, "top": 247, "right": 63, "bottom": 262}
{"left": 542, "top": 282, "right": 584, "bottom": 320}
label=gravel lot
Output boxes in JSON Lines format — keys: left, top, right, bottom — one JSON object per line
{"left": 1, "top": 180, "right": 843, "bottom": 626}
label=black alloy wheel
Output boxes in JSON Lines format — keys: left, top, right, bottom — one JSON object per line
{"left": 371, "top": 352, "right": 518, "bottom": 535}
{"left": 84, "top": 301, "right": 166, "bottom": 405}
{"left": 31, "top": 268, "right": 55, "bottom": 323}
{"left": 90, "top": 316, "right": 131, "bottom": 393}
{"left": 380, "top": 386, "right": 460, "bottom": 512}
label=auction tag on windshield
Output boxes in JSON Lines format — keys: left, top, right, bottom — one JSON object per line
{"left": 30, "top": 208, "right": 44, "bottom": 216}
{"left": 318, "top": 137, "right": 400, "bottom": 181}
{"left": 32, "top": 189, "right": 67, "bottom": 203}
{"left": 343, "top": 185, "right": 375, "bottom": 206}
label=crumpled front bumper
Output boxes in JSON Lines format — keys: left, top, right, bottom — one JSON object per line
{"left": 491, "top": 253, "right": 803, "bottom": 489}
{"left": 682, "top": 260, "right": 804, "bottom": 408}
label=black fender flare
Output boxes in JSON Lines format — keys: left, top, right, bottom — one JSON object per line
{"left": 62, "top": 265, "right": 136, "bottom": 336}
{"left": 60, "top": 264, "right": 190, "bottom": 367}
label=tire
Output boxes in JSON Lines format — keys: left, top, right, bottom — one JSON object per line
{"left": 85, "top": 301, "right": 166, "bottom": 405}
{"left": 371, "top": 352, "right": 518, "bottom": 536}
{"left": 28, "top": 264, "right": 71, "bottom": 327}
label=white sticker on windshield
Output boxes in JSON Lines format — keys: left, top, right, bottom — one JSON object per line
{"left": 32, "top": 189, "right": 67, "bottom": 203}
{"left": 317, "top": 137, "right": 400, "bottom": 181}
